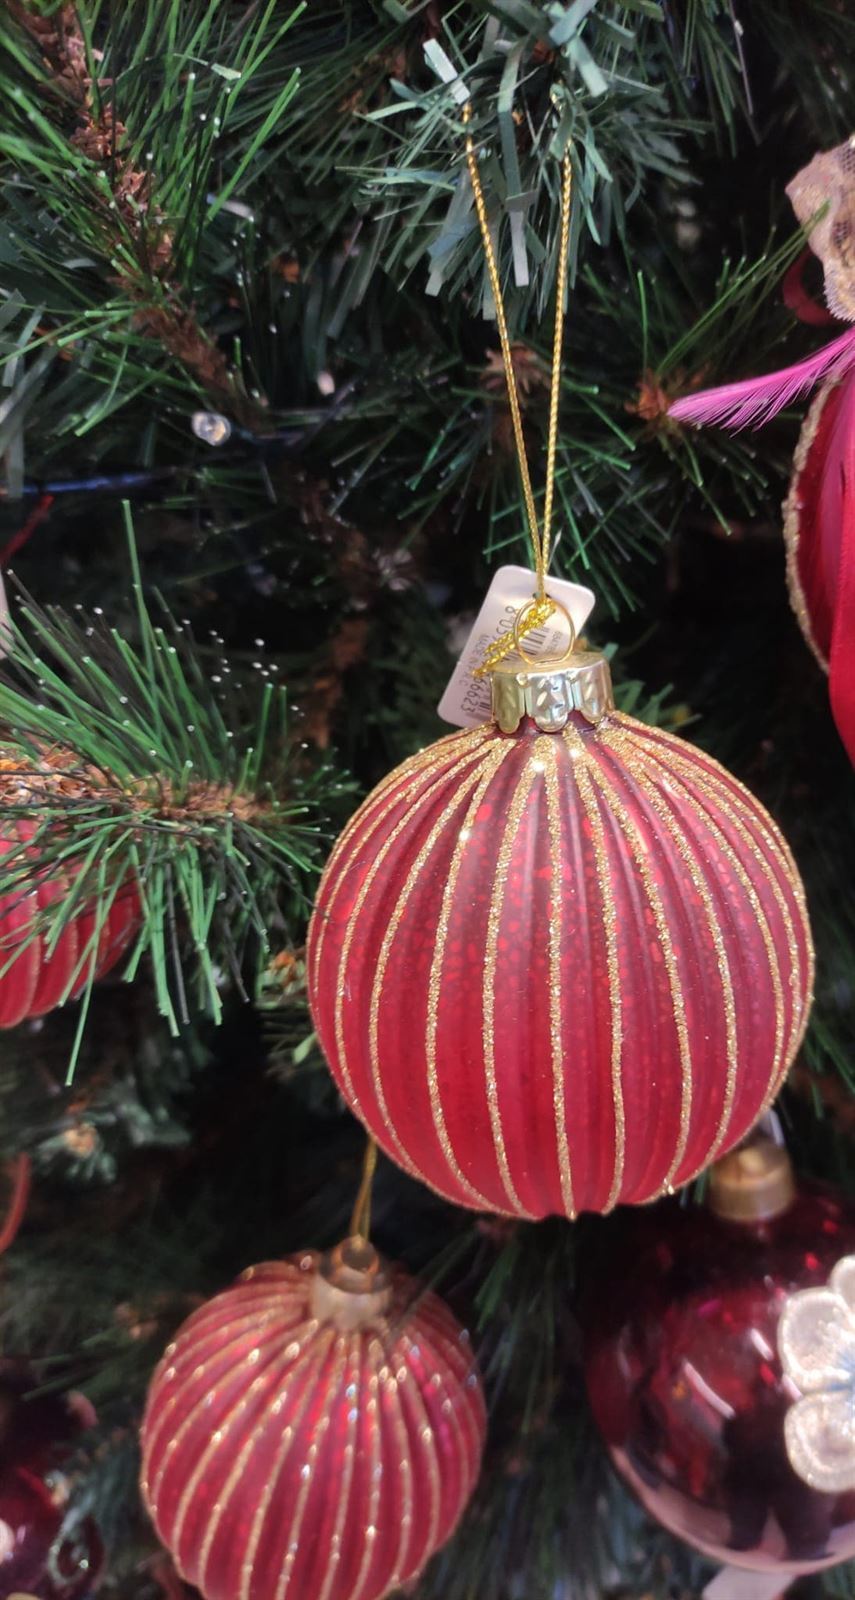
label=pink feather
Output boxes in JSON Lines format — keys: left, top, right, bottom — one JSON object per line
{"left": 668, "top": 327, "right": 855, "bottom": 431}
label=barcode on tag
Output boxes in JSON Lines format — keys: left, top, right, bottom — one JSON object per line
{"left": 437, "top": 566, "right": 596, "bottom": 730}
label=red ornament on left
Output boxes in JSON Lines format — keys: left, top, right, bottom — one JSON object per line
{"left": 0, "top": 818, "right": 139, "bottom": 1028}
{"left": 0, "top": 1361, "right": 103, "bottom": 1599}
{"left": 141, "top": 1237, "right": 486, "bottom": 1600}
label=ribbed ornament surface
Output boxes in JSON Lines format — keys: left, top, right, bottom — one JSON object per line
{"left": 140, "top": 1254, "right": 486, "bottom": 1600}
{"left": 307, "top": 710, "right": 813, "bottom": 1218}
{"left": 0, "top": 820, "right": 140, "bottom": 1026}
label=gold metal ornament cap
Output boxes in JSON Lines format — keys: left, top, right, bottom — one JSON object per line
{"left": 490, "top": 650, "right": 615, "bottom": 734}
{"left": 310, "top": 1236, "right": 394, "bottom": 1330}
{"left": 707, "top": 1136, "right": 797, "bottom": 1224}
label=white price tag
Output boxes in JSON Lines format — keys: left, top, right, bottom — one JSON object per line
{"left": 437, "top": 566, "right": 596, "bottom": 729}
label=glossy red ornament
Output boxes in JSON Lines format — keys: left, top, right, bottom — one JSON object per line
{"left": 584, "top": 1141, "right": 855, "bottom": 1573}
{"left": 0, "top": 1360, "right": 103, "bottom": 1598}
{"left": 307, "top": 651, "right": 812, "bottom": 1218}
{"left": 141, "top": 1238, "right": 486, "bottom": 1600}
{"left": 0, "top": 818, "right": 139, "bottom": 1028}
{"left": 784, "top": 374, "right": 855, "bottom": 766}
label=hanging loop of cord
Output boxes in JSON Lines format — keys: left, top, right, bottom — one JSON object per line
{"left": 349, "top": 1136, "right": 378, "bottom": 1241}
{"left": 463, "top": 99, "right": 573, "bottom": 668}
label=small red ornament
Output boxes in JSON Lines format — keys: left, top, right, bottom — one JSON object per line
{"left": 307, "top": 650, "right": 812, "bottom": 1218}
{"left": 584, "top": 1138, "right": 855, "bottom": 1573}
{"left": 0, "top": 1360, "right": 103, "bottom": 1599}
{"left": 0, "top": 818, "right": 139, "bottom": 1028}
{"left": 141, "top": 1237, "right": 486, "bottom": 1600}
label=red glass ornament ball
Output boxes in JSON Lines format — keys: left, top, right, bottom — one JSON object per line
{"left": 584, "top": 1167, "right": 855, "bottom": 1572}
{"left": 784, "top": 374, "right": 848, "bottom": 670}
{"left": 0, "top": 1360, "right": 103, "bottom": 1599}
{"left": 0, "top": 819, "right": 139, "bottom": 1028}
{"left": 141, "top": 1242, "right": 486, "bottom": 1600}
{"left": 307, "top": 694, "right": 812, "bottom": 1219}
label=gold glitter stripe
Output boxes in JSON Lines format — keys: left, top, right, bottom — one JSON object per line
{"left": 386, "top": 1337, "right": 432, "bottom": 1588}
{"left": 144, "top": 1292, "right": 288, "bottom": 1424}
{"left": 385, "top": 1379, "right": 416, "bottom": 1590}
{"left": 272, "top": 1335, "right": 348, "bottom": 1600}
{"left": 621, "top": 733, "right": 791, "bottom": 1118}
{"left": 347, "top": 1333, "right": 385, "bottom": 1600}
{"left": 624, "top": 730, "right": 804, "bottom": 1068}
{"left": 421, "top": 742, "right": 515, "bottom": 1209}
{"left": 172, "top": 1312, "right": 320, "bottom": 1548}
{"left": 341, "top": 728, "right": 491, "bottom": 841}
{"left": 366, "top": 750, "right": 501, "bottom": 1194}
{"left": 309, "top": 787, "right": 413, "bottom": 998}
{"left": 603, "top": 727, "right": 740, "bottom": 1165}
{"left": 543, "top": 741, "right": 576, "bottom": 1218}
{"left": 419, "top": 1321, "right": 483, "bottom": 1502}
{"left": 566, "top": 737, "right": 625, "bottom": 1212}
{"left": 482, "top": 762, "right": 538, "bottom": 1216}
{"left": 396, "top": 1334, "right": 454, "bottom": 1577}
{"left": 339, "top": 728, "right": 490, "bottom": 838}
{"left": 172, "top": 1323, "right": 323, "bottom": 1562}
{"left": 144, "top": 1305, "right": 302, "bottom": 1503}
{"left": 142, "top": 1288, "right": 295, "bottom": 1406}
{"left": 313, "top": 1339, "right": 363, "bottom": 1600}
{"left": 230, "top": 1331, "right": 339, "bottom": 1600}
{"left": 613, "top": 714, "right": 811, "bottom": 910}
{"left": 679, "top": 768, "right": 806, "bottom": 1076}
{"left": 333, "top": 744, "right": 491, "bottom": 1131}
{"left": 584, "top": 751, "right": 694, "bottom": 1195}
{"left": 669, "top": 746, "right": 813, "bottom": 1002}
{"left": 654, "top": 726, "right": 813, "bottom": 952}
{"left": 379, "top": 725, "right": 491, "bottom": 783}
{"left": 155, "top": 1286, "right": 291, "bottom": 1355}
{"left": 783, "top": 381, "right": 831, "bottom": 671}
{"left": 308, "top": 732, "right": 487, "bottom": 995}
{"left": 617, "top": 720, "right": 804, "bottom": 946}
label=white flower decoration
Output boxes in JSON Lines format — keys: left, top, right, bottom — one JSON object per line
{"left": 779, "top": 1254, "right": 855, "bottom": 1493}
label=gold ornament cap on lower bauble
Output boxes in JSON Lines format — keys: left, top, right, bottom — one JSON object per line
{"left": 707, "top": 1136, "right": 796, "bottom": 1223}
{"left": 490, "top": 649, "right": 614, "bottom": 734}
{"left": 310, "top": 1236, "right": 393, "bottom": 1329}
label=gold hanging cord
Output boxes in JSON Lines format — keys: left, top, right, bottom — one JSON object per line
{"left": 349, "top": 1135, "right": 378, "bottom": 1241}
{"left": 463, "top": 99, "right": 574, "bottom": 674}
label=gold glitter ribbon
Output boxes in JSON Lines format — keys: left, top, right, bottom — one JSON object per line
{"left": 463, "top": 99, "right": 573, "bottom": 674}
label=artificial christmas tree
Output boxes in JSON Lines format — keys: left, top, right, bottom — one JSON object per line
{"left": 0, "top": 2, "right": 854, "bottom": 1597}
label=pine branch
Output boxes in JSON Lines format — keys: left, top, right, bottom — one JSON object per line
{"left": 1, "top": 0, "right": 303, "bottom": 437}
{"left": 355, "top": 2, "right": 720, "bottom": 310}
{"left": 0, "top": 514, "right": 342, "bottom": 1062}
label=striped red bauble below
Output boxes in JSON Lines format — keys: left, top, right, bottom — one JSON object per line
{"left": 140, "top": 1238, "right": 486, "bottom": 1600}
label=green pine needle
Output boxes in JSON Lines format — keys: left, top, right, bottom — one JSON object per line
{"left": 0, "top": 513, "right": 337, "bottom": 1069}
